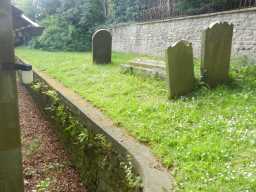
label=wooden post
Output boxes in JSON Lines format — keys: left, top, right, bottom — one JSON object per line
{"left": 0, "top": 1, "right": 24, "bottom": 191}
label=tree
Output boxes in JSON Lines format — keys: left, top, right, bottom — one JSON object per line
{"left": 31, "top": 0, "right": 106, "bottom": 51}
{"left": 12, "top": 0, "right": 38, "bottom": 19}
{"left": 176, "top": 0, "right": 241, "bottom": 13}
{"left": 109, "top": 0, "right": 141, "bottom": 23}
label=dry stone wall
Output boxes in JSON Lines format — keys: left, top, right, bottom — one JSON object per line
{"left": 111, "top": 8, "right": 256, "bottom": 58}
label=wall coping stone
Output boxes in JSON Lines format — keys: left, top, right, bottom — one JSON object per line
{"left": 32, "top": 69, "right": 174, "bottom": 192}
{"left": 111, "top": 7, "right": 256, "bottom": 28}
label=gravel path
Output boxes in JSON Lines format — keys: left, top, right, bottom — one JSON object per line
{"left": 18, "top": 83, "right": 87, "bottom": 192}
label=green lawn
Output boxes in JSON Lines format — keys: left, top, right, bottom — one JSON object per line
{"left": 16, "top": 47, "right": 256, "bottom": 192}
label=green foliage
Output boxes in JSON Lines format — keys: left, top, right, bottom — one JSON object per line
{"left": 17, "top": 47, "right": 256, "bottom": 191}
{"left": 36, "top": 178, "right": 51, "bottom": 192}
{"left": 30, "top": 16, "right": 78, "bottom": 51}
{"left": 28, "top": 0, "right": 106, "bottom": 51}
{"left": 25, "top": 138, "right": 41, "bottom": 156}
{"left": 109, "top": 0, "right": 140, "bottom": 23}
{"left": 29, "top": 75, "right": 141, "bottom": 191}
{"left": 121, "top": 160, "right": 142, "bottom": 188}
{"left": 177, "top": 0, "right": 241, "bottom": 13}
{"left": 12, "top": 0, "right": 38, "bottom": 20}
{"left": 36, "top": 0, "right": 62, "bottom": 19}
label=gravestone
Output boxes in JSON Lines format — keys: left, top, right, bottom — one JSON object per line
{"left": 166, "top": 40, "right": 194, "bottom": 99}
{"left": 92, "top": 29, "right": 112, "bottom": 64}
{"left": 201, "top": 21, "right": 234, "bottom": 87}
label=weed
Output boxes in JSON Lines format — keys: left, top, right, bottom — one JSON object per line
{"left": 24, "top": 138, "right": 41, "bottom": 157}
{"left": 36, "top": 178, "right": 51, "bottom": 192}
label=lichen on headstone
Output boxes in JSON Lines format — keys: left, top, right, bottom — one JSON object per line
{"left": 92, "top": 29, "right": 112, "bottom": 64}
{"left": 201, "top": 21, "right": 234, "bottom": 87}
{"left": 166, "top": 40, "right": 194, "bottom": 99}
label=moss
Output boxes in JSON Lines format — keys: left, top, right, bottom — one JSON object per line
{"left": 29, "top": 78, "right": 142, "bottom": 192}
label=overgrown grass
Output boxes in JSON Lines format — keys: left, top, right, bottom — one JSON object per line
{"left": 16, "top": 47, "right": 256, "bottom": 192}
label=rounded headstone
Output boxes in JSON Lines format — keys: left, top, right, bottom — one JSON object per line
{"left": 92, "top": 29, "right": 112, "bottom": 64}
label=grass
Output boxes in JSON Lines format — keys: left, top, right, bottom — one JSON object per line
{"left": 16, "top": 47, "right": 256, "bottom": 192}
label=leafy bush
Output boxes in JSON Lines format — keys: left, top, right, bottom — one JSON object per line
{"left": 30, "top": 16, "right": 93, "bottom": 51}
{"left": 29, "top": 0, "right": 105, "bottom": 51}
{"left": 31, "top": 16, "right": 74, "bottom": 51}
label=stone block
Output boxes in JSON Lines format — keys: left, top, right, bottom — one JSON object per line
{"left": 166, "top": 40, "right": 194, "bottom": 98}
{"left": 92, "top": 29, "right": 112, "bottom": 64}
{"left": 121, "top": 58, "right": 166, "bottom": 79}
{"left": 201, "top": 21, "right": 234, "bottom": 87}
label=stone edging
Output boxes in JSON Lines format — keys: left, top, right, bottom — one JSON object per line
{"left": 32, "top": 69, "right": 174, "bottom": 192}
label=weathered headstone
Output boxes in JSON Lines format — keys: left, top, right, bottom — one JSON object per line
{"left": 92, "top": 29, "right": 112, "bottom": 64}
{"left": 201, "top": 21, "right": 234, "bottom": 87}
{"left": 166, "top": 40, "right": 194, "bottom": 99}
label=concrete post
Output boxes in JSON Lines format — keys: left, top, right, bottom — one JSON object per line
{"left": 0, "top": 1, "right": 24, "bottom": 191}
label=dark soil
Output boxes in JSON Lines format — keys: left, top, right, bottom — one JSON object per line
{"left": 18, "top": 83, "right": 87, "bottom": 192}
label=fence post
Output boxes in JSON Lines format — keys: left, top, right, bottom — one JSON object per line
{"left": 0, "top": 1, "right": 24, "bottom": 192}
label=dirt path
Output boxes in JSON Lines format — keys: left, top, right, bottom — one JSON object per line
{"left": 18, "top": 83, "right": 87, "bottom": 192}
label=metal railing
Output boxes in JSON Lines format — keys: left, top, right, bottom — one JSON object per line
{"left": 136, "top": 0, "right": 256, "bottom": 22}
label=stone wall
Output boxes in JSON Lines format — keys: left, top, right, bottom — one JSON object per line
{"left": 111, "top": 8, "right": 256, "bottom": 58}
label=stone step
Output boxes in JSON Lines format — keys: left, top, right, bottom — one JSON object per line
{"left": 121, "top": 63, "right": 166, "bottom": 79}
{"left": 129, "top": 59, "right": 165, "bottom": 70}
